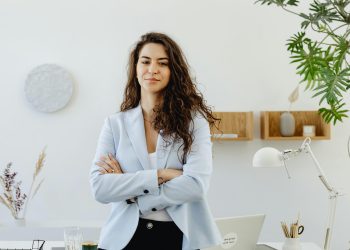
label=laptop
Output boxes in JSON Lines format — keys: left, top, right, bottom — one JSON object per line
{"left": 205, "top": 214, "right": 266, "bottom": 250}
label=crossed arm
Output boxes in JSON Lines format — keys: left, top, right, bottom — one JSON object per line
{"left": 90, "top": 115, "right": 212, "bottom": 214}
{"left": 97, "top": 154, "right": 182, "bottom": 185}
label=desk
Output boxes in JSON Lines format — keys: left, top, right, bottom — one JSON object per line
{"left": 0, "top": 241, "right": 64, "bottom": 250}
{"left": 0, "top": 221, "right": 101, "bottom": 241}
{"left": 0, "top": 241, "right": 322, "bottom": 250}
{"left": 257, "top": 242, "right": 322, "bottom": 250}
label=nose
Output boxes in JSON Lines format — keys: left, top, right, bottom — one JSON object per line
{"left": 148, "top": 62, "right": 159, "bottom": 74}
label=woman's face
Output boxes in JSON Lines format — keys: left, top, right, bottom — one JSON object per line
{"left": 136, "top": 43, "right": 171, "bottom": 96}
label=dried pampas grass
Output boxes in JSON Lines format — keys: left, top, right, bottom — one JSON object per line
{"left": 0, "top": 148, "right": 46, "bottom": 219}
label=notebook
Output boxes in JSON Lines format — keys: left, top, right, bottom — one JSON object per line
{"left": 205, "top": 214, "right": 265, "bottom": 250}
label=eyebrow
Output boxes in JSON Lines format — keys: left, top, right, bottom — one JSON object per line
{"left": 140, "top": 56, "right": 169, "bottom": 60}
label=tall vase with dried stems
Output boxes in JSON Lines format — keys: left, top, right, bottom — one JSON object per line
{"left": 280, "top": 86, "right": 299, "bottom": 137}
{"left": 0, "top": 148, "right": 46, "bottom": 226}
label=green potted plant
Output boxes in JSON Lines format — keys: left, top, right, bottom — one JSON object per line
{"left": 256, "top": 0, "right": 350, "bottom": 125}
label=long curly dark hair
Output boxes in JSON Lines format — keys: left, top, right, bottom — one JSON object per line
{"left": 120, "top": 32, "right": 219, "bottom": 164}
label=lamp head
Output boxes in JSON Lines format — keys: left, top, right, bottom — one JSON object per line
{"left": 253, "top": 147, "right": 284, "bottom": 168}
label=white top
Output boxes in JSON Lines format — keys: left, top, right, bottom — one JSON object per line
{"left": 139, "top": 151, "right": 173, "bottom": 221}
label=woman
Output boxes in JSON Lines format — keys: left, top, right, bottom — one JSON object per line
{"left": 90, "top": 32, "right": 221, "bottom": 250}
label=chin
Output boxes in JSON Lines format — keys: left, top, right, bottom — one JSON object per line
{"left": 142, "top": 85, "right": 166, "bottom": 93}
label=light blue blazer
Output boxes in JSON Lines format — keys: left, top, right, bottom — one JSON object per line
{"left": 90, "top": 104, "right": 221, "bottom": 250}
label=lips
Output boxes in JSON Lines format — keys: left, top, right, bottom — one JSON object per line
{"left": 146, "top": 78, "right": 160, "bottom": 81}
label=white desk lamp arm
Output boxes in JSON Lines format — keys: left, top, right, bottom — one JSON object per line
{"left": 303, "top": 140, "right": 334, "bottom": 193}
{"left": 282, "top": 138, "right": 336, "bottom": 194}
{"left": 303, "top": 141, "right": 338, "bottom": 250}
{"left": 283, "top": 137, "right": 338, "bottom": 250}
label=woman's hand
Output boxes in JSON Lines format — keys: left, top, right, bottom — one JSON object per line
{"left": 157, "top": 169, "right": 183, "bottom": 185}
{"left": 96, "top": 153, "right": 123, "bottom": 174}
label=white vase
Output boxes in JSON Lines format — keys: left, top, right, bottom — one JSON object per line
{"left": 280, "top": 112, "right": 295, "bottom": 136}
{"left": 282, "top": 238, "right": 301, "bottom": 250}
{"left": 13, "top": 217, "right": 26, "bottom": 227}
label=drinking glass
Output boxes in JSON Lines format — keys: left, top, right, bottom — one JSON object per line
{"left": 64, "top": 226, "right": 83, "bottom": 250}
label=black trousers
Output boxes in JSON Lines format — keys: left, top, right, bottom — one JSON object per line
{"left": 99, "top": 218, "right": 183, "bottom": 250}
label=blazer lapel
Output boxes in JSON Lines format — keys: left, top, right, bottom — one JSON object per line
{"left": 156, "top": 131, "right": 174, "bottom": 169}
{"left": 124, "top": 105, "right": 151, "bottom": 170}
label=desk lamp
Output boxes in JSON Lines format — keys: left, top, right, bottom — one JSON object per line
{"left": 252, "top": 137, "right": 339, "bottom": 250}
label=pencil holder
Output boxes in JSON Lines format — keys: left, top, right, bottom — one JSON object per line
{"left": 282, "top": 238, "right": 301, "bottom": 250}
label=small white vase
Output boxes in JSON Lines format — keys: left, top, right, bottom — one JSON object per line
{"left": 282, "top": 238, "right": 301, "bottom": 250}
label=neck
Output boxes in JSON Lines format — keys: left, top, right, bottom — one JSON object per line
{"left": 140, "top": 93, "right": 162, "bottom": 120}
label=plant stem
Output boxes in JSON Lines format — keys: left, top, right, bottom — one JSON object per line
{"left": 281, "top": 6, "right": 301, "bottom": 16}
{"left": 317, "top": 23, "right": 348, "bottom": 48}
{"left": 22, "top": 177, "right": 35, "bottom": 218}
{"left": 345, "top": 58, "right": 350, "bottom": 68}
{"left": 331, "top": 1, "right": 348, "bottom": 21}
{"left": 311, "top": 24, "right": 329, "bottom": 35}
{"left": 320, "top": 43, "right": 337, "bottom": 46}
{"left": 326, "top": 22, "right": 334, "bottom": 33}
{"left": 0, "top": 195, "right": 16, "bottom": 218}
{"left": 342, "top": 25, "right": 350, "bottom": 39}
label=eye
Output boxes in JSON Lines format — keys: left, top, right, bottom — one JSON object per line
{"left": 140, "top": 60, "right": 150, "bottom": 64}
{"left": 160, "top": 62, "right": 169, "bottom": 66}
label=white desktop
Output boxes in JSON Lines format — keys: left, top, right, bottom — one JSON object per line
{"left": 257, "top": 242, "right": 321, "bottom": 250}
{"left": 0, "top": 241, "right": 322, "bottom": 250}
{"left": 0, "top": 216, "right": 321, "bottom": 250}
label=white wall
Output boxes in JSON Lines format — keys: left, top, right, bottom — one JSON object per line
{"left": 1, "top": 0, "right": 350, "bottom": 248}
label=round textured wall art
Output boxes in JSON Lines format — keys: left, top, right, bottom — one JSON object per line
{"left": 25, "top": 64, "right": 74, "bottom": 113}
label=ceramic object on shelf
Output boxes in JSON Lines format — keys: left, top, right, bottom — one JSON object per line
{"left": 303, "top": 125, "right": 316, "bottom": 137}
{"left": 280, "top": 112, "right": 295, "bottom": 136}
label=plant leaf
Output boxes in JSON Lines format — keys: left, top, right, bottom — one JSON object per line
{"left": 289, "top": 41, "right": 327, "bottom": 89}
{"left": 286, "top": 32, "right": 311, "bottom": 53}
{"left": 319, "top": 100, "right": 349, "bottom": 124}
{"left": 333, "top": 36, "right": 350, "bottom": 72}
{"left": 309, "top": 0, "right": 340, "bottom": 26}
{"left": 255, "top": 0, "right": 299, "bottom": 7}
{"left": 312, "top": 67, "right": 350, "bottom": 105}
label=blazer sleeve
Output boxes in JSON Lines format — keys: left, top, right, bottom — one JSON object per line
{"left": 90, "top": 117, "right": 159, "bottom": 204}
{"left": 137, "top": 114, "right": 213, "bottom": 214}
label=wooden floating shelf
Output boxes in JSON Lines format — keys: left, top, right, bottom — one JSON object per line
{"left": 210, "top": 112, "right": 253, "bottom": 141}
{"left": 260, "top": 111, "right": 331, "bottom": 140}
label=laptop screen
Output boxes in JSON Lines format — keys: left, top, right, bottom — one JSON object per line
{"left": 204, "top": 214, "right": 265, "bottom": 250}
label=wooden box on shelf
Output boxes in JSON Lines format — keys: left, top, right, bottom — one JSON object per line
{"left": 260, "top": 111, "right": 331, "bottom": 140}
{"left": 210, "top": 112, "right": 253, "bottom": 141}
